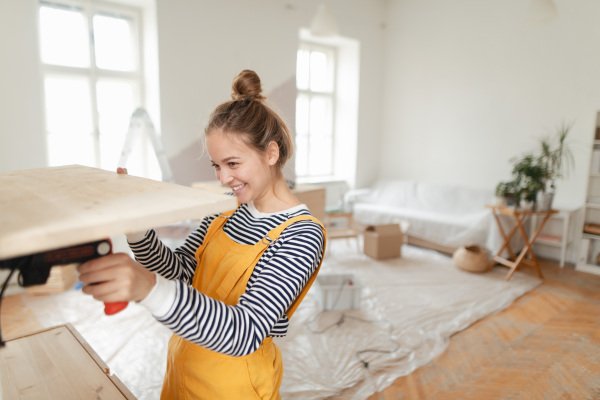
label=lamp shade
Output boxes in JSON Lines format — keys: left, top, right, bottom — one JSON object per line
{"left": 310, "top": 3, "right": 339, "bottom": 37}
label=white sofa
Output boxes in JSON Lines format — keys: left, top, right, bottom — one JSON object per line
{"left": 344, "top": 179, "right": 507, "bottom": 255}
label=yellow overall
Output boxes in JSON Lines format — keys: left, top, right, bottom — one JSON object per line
{"left": 160, "top": 209, "right": 325, "bottom": 400}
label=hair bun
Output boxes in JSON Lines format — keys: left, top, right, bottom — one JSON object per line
{"left": 232, "top": 70, "right": 265, "bottom": 102}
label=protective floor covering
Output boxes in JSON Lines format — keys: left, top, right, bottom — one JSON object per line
{"left": 23, "top": 239, "right": 541, "bottom": 400}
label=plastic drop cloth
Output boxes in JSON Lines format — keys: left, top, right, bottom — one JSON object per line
{"left": 22, "top": 239, "right": 541, "bottom": 400}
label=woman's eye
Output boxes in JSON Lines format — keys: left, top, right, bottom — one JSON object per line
{"left": 228, "top": 162, "right": 238, "bottom": 167}
{"left": 211, "top": 163, "right": 219, "bottom": 169}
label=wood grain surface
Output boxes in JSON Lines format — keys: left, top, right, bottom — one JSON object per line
{"left": 0, "top": 165, "right": 236, "bottom": 260}
{"left": 0, "top": 324, "right": 136, "bottom": 399}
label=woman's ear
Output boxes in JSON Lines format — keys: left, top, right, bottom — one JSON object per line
{"left": 266, "top": 141, "right": 280, "bottom": 166}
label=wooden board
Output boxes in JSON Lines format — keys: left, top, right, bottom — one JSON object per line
{"left": 0, "top": 165, "right": 237, "bottom": 260}
{"left": 0, "top": 324, "right": 136, "bottom": 399}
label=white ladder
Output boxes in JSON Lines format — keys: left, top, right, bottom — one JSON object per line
{"left": 118, "top": 108, "right": 174, "bottom": 183}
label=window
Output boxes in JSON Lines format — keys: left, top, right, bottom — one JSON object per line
{"left": 38, "top": 1, "right": 146, "bottom": 173}
{"left": 295, "top": 43, "right": 336, "bottom": 179}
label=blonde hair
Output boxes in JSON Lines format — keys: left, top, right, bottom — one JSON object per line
{"left": 205, "top": 70, "right": 293, "bottom": 170}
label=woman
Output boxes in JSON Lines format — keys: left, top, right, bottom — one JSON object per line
{"left": 78, "top": 70, "right": 326, "bottom": 399}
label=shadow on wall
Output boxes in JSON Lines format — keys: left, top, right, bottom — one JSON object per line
{"left": 168, "top": 76, "right": 297, "bottom": 187}
{"left": 169, "top": 140, "right": 213, "bottom": 186}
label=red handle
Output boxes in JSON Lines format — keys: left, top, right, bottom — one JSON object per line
{"left": 102, "top": 242, "right": 128, "bottom": 316}
{"left": 104, "top": 301, "right": 128, "bottom": 315}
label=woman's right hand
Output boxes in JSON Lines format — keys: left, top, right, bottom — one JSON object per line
{"left": 78, "top": 253, "right": 156, "bottom": 304}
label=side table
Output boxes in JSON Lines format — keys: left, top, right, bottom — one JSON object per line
{"left": 324, "top": 211, "right": 360, "bottom": 252}
{"left": 486, "top": 205, "right": 558, "bottom": 281}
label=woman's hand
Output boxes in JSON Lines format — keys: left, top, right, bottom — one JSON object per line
{"left": 78, "top": 253, "right": 156, "bottom": 303}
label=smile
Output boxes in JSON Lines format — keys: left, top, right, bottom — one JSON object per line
{"left": 231, "top": 183, "right": 246, "bottom": 192}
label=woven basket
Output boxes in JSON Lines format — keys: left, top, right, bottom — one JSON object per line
{"left": 453, "top": 245, "right": 488, "bottom": 273}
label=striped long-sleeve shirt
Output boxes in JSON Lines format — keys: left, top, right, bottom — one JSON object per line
{"left": 129, "top": 202, "right": 325, "bottom": 357}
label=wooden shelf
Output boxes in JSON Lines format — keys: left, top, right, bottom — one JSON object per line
{"left": 530, "top": 208, "right": 575, "bottom": 268}
{"left": 578, "top": 113, "right": 600, "bottom": 274}
{"left": 536, "top": 234, "right": 562, "bottom": 246}
{"left": 584, "top": 223, "right": 600, "bottom": 235}
{"left": 582, "top": 232, "right": 600, "bottom": 241}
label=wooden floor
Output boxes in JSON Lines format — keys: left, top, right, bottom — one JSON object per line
{"left": 2, "top": 259, "right": 600, "bottom": 399}
{"left": 362, "top": 260, "right": 600, "bottom": 400}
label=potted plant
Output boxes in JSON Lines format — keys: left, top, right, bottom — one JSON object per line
{"left": 535, "top": 122, "right": 575, "bottom": 211}
{"left": 510, "top": 153, "right": 545, "bottom": 210}
{"left": 495, "top": 181, "right": 517, "bottom": 207}
{"left": 498, "top": 122, "right": 575, "bottom": 211}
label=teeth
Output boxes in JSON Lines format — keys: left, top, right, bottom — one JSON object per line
{"left": 232, "top": 184, "right": 245, "bottom": 191}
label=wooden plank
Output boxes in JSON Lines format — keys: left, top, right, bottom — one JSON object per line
{"left": 0, "top": 324, "right": 136, "bottom": 399}
{"left": 63, "top": 324, "right": 137, "bottom": 399}
{"left": 0, "top": 165, "right": 237, "bottom": 260}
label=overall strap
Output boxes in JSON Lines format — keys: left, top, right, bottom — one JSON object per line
{"left": 194, "top": 208, "right": 237, "bottom": 263}
{"left": 282, "top": 216, "right": 326, "bottom": 318}
{"left": 215, "top": 215, "right": 326, "bottom": 309}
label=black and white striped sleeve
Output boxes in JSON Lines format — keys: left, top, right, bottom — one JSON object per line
{"left": 128, "top": 214, "right": 217, "bottom": 285}
{"left": 152, "top": 219, "right": 325, "bottom": 357}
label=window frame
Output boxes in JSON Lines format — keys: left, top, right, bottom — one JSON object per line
{"left": 295, "top": 41, "right": 338, "bottom": 180}
{"left": 38, "top": 0, "right": 145, "bottom": 170}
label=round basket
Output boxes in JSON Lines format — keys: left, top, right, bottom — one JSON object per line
{"left": 453, "top": 245, "right": 488, "bottom": 273}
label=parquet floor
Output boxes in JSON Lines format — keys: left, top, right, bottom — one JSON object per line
{"left": 362, "top": 260, "right": 600, "bottom": 400}
{"left": 2, "top": 259, "right": 599, "bottom": 399}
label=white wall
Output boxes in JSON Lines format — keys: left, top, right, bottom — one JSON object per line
{"left": 156, "top": 0, "right": 386, "bottom": 186}
{"left": 0, "top": 0, "right": 46, "bottom": 172}
{"left": 0, "top": 0, "right": 385, "bottom": 186}
{"left": 380, "top": 0, "right": 599, "bottom": 211}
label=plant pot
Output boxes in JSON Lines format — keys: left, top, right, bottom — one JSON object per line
{"left": 520, "top": 199, "right": 534, "bottom": 210}
{"left": 505, "top": 193, "right": 517, "bottom": 207}
{"left": 536, "top": 191, "right": 554, "bottom": 211}
{"left": 493, "top": 196, "right": 507, "bottom": 207}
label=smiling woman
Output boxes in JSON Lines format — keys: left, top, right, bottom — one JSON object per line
{"left": 205, "top": 71, "right": 297, "bottom": 211}
{"left": 76, "top": 70, "right": 327, "bottom": 400}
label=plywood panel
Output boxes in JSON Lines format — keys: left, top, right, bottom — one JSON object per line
{"left": 0, "top": 165, "right": 237, "bottom": 260}
{"left": 0, "top": 324, "right": 136, "bottom": 399}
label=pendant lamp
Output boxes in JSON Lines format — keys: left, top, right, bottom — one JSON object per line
{"left": 527, "top": 0, "right": 558, "bottom": 22}
{"left": 310, "top": 3, "right": 339, "bottom": 37}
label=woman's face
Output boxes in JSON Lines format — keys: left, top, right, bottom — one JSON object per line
{"left": 206, "top": 130, "right": 276, "bottom": 207}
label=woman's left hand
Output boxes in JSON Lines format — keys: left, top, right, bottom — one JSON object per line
{"left": 78, "top": 253, "right": 156, "bottom": 303}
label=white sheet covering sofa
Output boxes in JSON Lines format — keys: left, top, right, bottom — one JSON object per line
{"left": 344, "top": 179, "right": 507, "bottom": 255}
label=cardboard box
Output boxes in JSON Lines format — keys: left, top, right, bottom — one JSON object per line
{"left": 363, "top": 224, "right": 404, "bottom": 259}
{"left": 315, "top": 273, "right": 362, "bottom": 311}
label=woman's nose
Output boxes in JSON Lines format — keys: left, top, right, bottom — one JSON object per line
{"left": 218, "top": 169, "right": 233, "bottom": 185}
